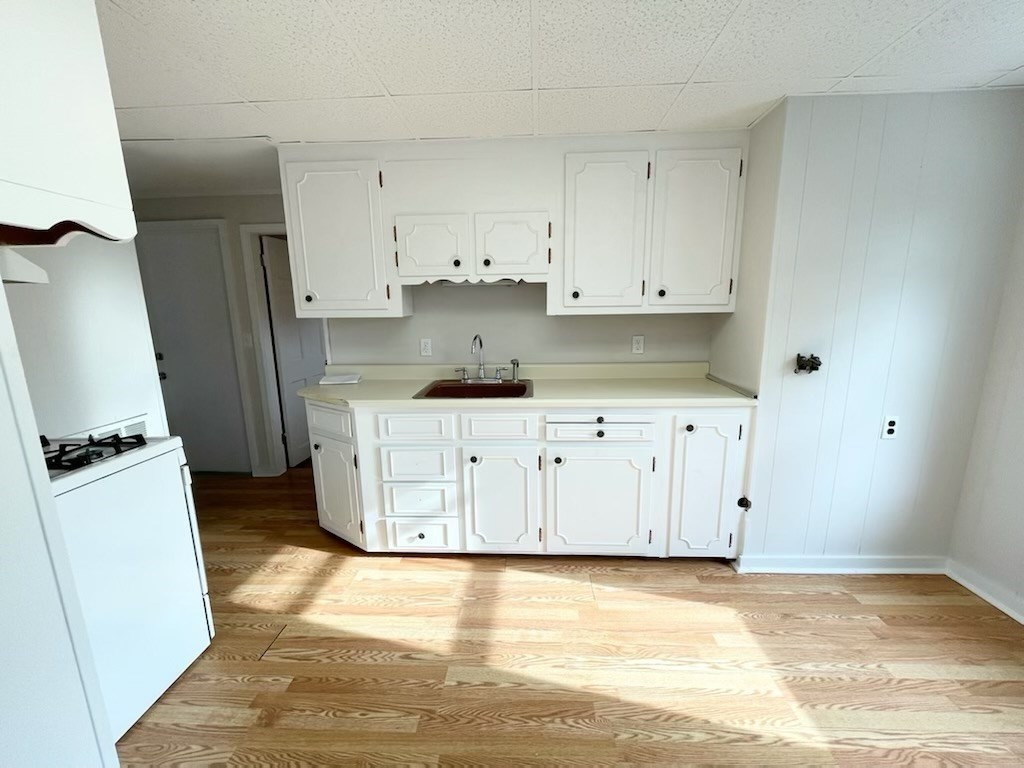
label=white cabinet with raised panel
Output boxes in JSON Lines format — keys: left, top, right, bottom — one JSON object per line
{"left": 545, "top": 446, "right": 653, "bottom": 555}
{"left": 310, "top": 435, "right": 364, "bottom": 547}
{"left": 475, "top": 212, "right": 550, "bottom": 277}
{"left": 281, "top": 159, "right": 409, "bottom": 317}
{"left": 668, "top": 411, "right": 748, "bottom": 558}
{"left": 395, "top": 214, "right": 471, "bottom": 279}
{"left": 464, "top": 447, "right": 540, "bottom": 553}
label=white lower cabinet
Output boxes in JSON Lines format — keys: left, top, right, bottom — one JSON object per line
{"left": 545, "top": 446, "right": 653, "bottom": 555}
{"left": 311, "top": 434, "right": 364, "bottom": 547}
{"left": 464, "top": 446, "right": 540, "bottom": 552}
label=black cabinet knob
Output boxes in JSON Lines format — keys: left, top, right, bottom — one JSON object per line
{"left": 737, "top": 497, "right": 752, "bottom": 509}
{"left": 596, "top": 416, "right": 605, "bottom": 424}
{"left": 686, "top": 424, "right": 695, "bottom": 432}
{"left": 305, "top": 294, "right": 313, "bottom": 302}
{"left": 453, "top": 258, "right": 461, "bottom": 267}
{"left": 483, "top": 258, "right": 492, "bottom": 267}
{"left": 554, "top": 457, "right": 563, "bottom": 464}
{"left": 596, "top": 430, "right": 605, "bottom": 438}
{"left": 313, "top": 443, "right": 320, "bottom": 450}
{"left": 658, "top": 289, "right": 667, "bottom": 297}
{"left": 417, "top": 532, "right": 426, "bottom": 539}
{"left": 571, "top": 290, "right": 580, "bottom": 299}
{"left": 470, "top": 456, "right": 478, "bottom": 463}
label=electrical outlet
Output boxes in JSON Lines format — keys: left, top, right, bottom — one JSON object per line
{"left": 631, "top": 335, "right": 645, "bottom": 354}
{"left": 419, "top": 338, "right": 432, "bottom": 357}
{"left": 881, "top": 417, "right": 898, "bottom": 440}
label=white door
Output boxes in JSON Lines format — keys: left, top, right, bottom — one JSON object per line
{"left": 649, "top": 149, "right": 742, "bottom": 308}
{"left": 546, "top": 447, "right": 652, "bottom": 554}
{"left": 395, "top": 213, "right": 471, "bottom": 279}
{"left": 284, "top": 160, "right": 390, "bottom": 314}
{"left": 135, "top": 221, "right": 251, "bottom": 473}
{"left": 475, "top": 212, "right": 549, "bottom": 277}
{"left": 260, "top": 235, "right": 325, "bottom": 467}
{"left": 311, "top": 435, "right": 363, "bottom": 546}
{"left": 465, "top": 446, "right": 540, "bottom": 552}
{"left": 669, "top": 413, "right": 747, "bottom": 557}
{"left": 563, "top": 152, "right": 649, "bottom": 308}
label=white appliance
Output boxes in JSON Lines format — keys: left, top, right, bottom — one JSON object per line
{"left": 50, "top": 435, "right": 213, "bottom": 739}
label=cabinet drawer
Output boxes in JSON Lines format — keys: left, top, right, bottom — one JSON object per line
{"left": 377, "top": 413, "right": 454, "bottom": 441}
{"left": 383, "top": 483, "right": 458, "bottom": 517}
{"left": 380, "top": 446, "right": 456, "bottom": 482}
{"left": 545, "top": 423, "right": 655, "bottom": 442}
{"left": 546, "top": 414, "right": 655, "bottom": 425}
{"left": 386, "top": 518, "right": 460, "bottom": 550}
{"left": 461, "top": 413, "right": 539, "bottom": 440}
{"left": 308, "top": 404, "right": 352, "bottom": 438}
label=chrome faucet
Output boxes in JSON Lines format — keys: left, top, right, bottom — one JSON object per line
{"left": 470, "top": 334, "right": 485, "bottom": 379}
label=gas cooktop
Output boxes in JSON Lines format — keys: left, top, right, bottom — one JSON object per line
{"left": 42, "top": 433, "right": 148, "bottom": 473}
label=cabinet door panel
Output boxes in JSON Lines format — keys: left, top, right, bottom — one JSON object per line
{"left": 285, "top": 160, "right": 389, "bottom": 313}
{"left": 475, "top": 212, "right": 549, "bottom": 276}
{"left": 649, "top": 149, "right": 741, "bottom": 307}
{"left": 311, "top": 435, "right": 363, "bottom": 546}
{"left": 465, "top": 447, "right": 540, "bottom": 552}
{"left": 396, "top": 214, "right": 470, "bottom": 278}
{"left": 546, "top": 447, "right": 651, "bottom": 554}
{"left": 669, "top": 413, "right": 746, "bottom": 557}
{"left": 564, "top": 152, "right": 648, "bottom": 307}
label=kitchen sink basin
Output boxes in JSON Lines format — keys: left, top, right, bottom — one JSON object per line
{"left": 414, "top": 379, "right": 533, "bottom": 399}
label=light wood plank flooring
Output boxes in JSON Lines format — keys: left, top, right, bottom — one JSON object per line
{"left": 117, "top": 468, "right": 1024, "bottom": 766}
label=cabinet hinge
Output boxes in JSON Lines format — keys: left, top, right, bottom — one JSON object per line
{"left": 360, "top": 520, "right": 365, "bottom": 534}
{"left": 538, "top": 454, "right": 542, "bottom": 471}
{"left": 353, "top": 453, "right": 359, "bottom": 469}
{"left": 386, "top": 284, "right": 391, "bottom": 300}
{"left": 739, "top": 159, "right": 743, "bottom": 177}
{"left": 547, "top": 247, "right": 551, "bottom": 264}
{"left": 539, "top": 527, "right": 543, "bottom": 543}
{"left": 738, "top": 424, "right": 743, "bottom": 440}
{"left": 648, "top": 529, "right": 653, "bottom": 544}
{"left": 641, "top": 279, "right": 646, "bottom": 296}
{"left": 280, "top": 432, "right": 287, "bottom": 445}
{"left": 548, "top": 221, "right": 552, "bottom": 238}
{"left": 394, "top": 252, "right": 399, "bottom": 267}
{"left": 729, "top": 278, "right": 734, "bottom": 295}
{"left": 652, "top": 456, "right": 656, "bottom": 472}
{"left": 393, "top": 225, "right": 397, "bottom": 242}
{"left": 728, "top": 532, "right": 733, "bottom": 547}
{"left": 379, "top": 170, "right": 383, "bottom": 187}
{"left": 647, "top": 161, "right": 651, "bottom": 179}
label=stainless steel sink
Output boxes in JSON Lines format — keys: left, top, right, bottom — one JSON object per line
{"left": 413, "top": 379, "right": 533, "bottom": 399}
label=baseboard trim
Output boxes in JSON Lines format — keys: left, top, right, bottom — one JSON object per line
{"left": 946, "top": 559, "right": 1024, "bottom": 625}
{"left": 734, "top": 555, "right": 948, "bottom": 574}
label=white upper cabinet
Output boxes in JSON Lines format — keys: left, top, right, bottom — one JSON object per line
{"left": 668, "top": 411, "right": 747, "bottom": 558}
{"left": 0, "top": 0, "right": 134, "bottom": 240}
{"left": 475, "top": 212, "right": 550, "bottom": 277}
{"left": 649, "top": 149, "right": 741, "bottom": 308}
{"left": 562, "top": 152, "right": 649, "bottom": 309}
{"left": 464, "top": 447, "right": 540, "bottom": 553}
{"left": 395, "top": 214, "right": 471, "bottom": 279}
{"left": 282, "top": 160, "right": 409, "bottom": 318}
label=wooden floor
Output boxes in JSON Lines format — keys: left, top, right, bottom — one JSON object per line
{"left": 117, "top": 468, "right": 1024, "bottom": 767}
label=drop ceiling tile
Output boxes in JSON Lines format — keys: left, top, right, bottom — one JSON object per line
{"left": 114, "top": 0, "right": 380, "bottom": 101}
{"left": 255, "top": 98, "right": 414, "bottom": 142}
{"left": 121, "top": 138, "right": 281, "bottom": 198}
{"left": 536, "top": 0, "right": 741, "bottom": 88}
{"left": 392, "top": 92, "right": 534, "bottom": 138}
{"left": 833, "top": 72, "right": 1004, "bottom": 94}
{"left": 538, "top": 86, "right": 681, "bottom": 134}
{"left": 694, "top": 0, "right": 946, "bottom": 82}
{"left": 96, "top": 1, "right": 242, "bottom": 108}
{"left": 858, "top": 0, "right": 1024, "bottom": 77}
{"left": 116, "top": 104, "right": 271, "bottom": 140}
{"left": 987, "top": 68, "right": 1024, "bottom": 88}
{"left": 661, "top": 80, "right": 839, "bottom": 131}
{"left": 326, "top": 0, "right": 531, "bottom": 94}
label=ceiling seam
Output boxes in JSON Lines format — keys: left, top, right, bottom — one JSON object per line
{"left": 843, "top": 0, "right": 958, "bottom": 80}
{"left": 530, "top": 0, "right": 539, "bottom": 136}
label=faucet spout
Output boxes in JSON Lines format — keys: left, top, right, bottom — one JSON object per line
{"left": 470, "top": 334, "right": 485, "bottom": 379}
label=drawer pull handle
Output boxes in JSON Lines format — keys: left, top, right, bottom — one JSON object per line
{"left": 596, "top": 416, "right": 605, "bottom": 424}
{"left": 470, "top": 456, "right": 478, "bottom": 463}
{"left": 596, "top": 430, "right": 605, "bottom": 438}
{"left": 686, "top": 424, "right": 695, "bottom": 432}
{"left": 554, "top": 457, "right": 563, "bottom": 465}
{"left": 417, "top": 532, "right": 426, "bottom": 539}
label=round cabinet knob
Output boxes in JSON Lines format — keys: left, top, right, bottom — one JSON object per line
{"left": 470, "top": 456, "right": 478, "bottom": 463}
{"left": 453, "top": 258, "right": 461, "bottom": 267}
{"left": 554, "top": 457, "right": 563, "bottom": 465}
{"left": 417, "top": 532, "right": 426, "bottom": 539}
{"left": 686, "top": 424, "right": 695, "bottom": 432}
{"left": 596, "top": 416, "right": 605, "bottom": 424}
{"left": 313, "top": 443, "right": 320, "bottom": 450}
{"left": 304, "top": 294, "right": 313, "bottom": 303}
{"left": 483, "top": 258, "right": 492, "bottom": 267}
{"left": 571, "top": 290, "right": 580, "bottom": 299}
{"left": 596, "top": 430, "right": 605, "bottom": 438}
{"left": 658, "top": 289, "right": 667, "bottom": 297}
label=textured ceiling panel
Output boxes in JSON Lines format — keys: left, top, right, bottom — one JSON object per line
{"left": 113, "top": 0, "right": 380, "bottom": 101}
{"left": 116, "top": 104, "right": 271, "bottom": 140}
{"left": 857, "top": 0, "right": 1024, "bottom": 77}
{"left": 255, "top": 98, "right": 413, "bottom": 142}
{"left": 538, "top": 86, "right": 682, "bottom": 134}
{"left": 833, "top": 72, "right": 1006, "bottom": 94}
{"left": 694, "top": 0, "right": 948, "bottom": 82}
{"left": 392, "top": 91, "right": 534, "bottom": 138}
{"left": 662, "top": 80, "right": 838, "bottom": 130}
{"left": 326, "top": 0, "right": 531, "bottom": 94}
{"left": 536, "top": 0, "right": 741, "bottom": 88}
{"left": 120, "top": 138, "right": 280, "bottom": 198}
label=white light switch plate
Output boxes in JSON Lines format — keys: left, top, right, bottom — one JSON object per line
{"left": 419, "top": 338, "right": 433, "bottom": 357}
{"left": 631, "top": 335, "right": 645, "bottom": 354}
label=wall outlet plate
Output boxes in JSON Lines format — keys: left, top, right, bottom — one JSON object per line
{"left": 881, "top": 416, "right": 898, "bottom": 439}
{"left": 419, "top": 338, "right": 432, "bottom": 357}
{"left": 631, "top": 335, "right": 645, "bottom": 354}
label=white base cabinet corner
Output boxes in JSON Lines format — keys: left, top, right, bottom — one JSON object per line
{"left": 310, "top": 430, "right": 364, "bottom": 547}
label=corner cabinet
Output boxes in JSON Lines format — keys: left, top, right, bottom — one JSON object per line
{"left": 281, "top": 160, "right": 410, "bottom": 318}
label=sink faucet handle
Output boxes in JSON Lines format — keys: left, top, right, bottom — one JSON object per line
{"left": 454, "top": 367, "right": 468, "bottom": 382}
{"left": 494, "top": 366, "right": 509, "bottom": 383}
{"left": 510, "top": 358, "right": 520, "bottom": 383}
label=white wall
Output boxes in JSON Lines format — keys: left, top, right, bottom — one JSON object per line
{"left": 734, "top": 90, "right": 1024, "bottom": 570}
{"left": 5, "top": 237, "right": 167, "bottom": 439}
{"left": 948, "top": 198, "right": 1024, "bottom": 620}
{"left": 329, "top": 282, "right": 716, "bottom": 365}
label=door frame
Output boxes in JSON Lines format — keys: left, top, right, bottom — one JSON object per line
{"left": 239, "top": 224, "right": 331, "bottom": 477}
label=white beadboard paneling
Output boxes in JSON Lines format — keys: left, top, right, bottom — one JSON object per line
{"left": 536, "top": 0, "right": 740, "bottom": 88}
{"left": 392, "top": 91, "right": 534, "bottom": 139}
{"left": 538, "top": 86, "right": 682, "bottom": 135}
{"left": 662, "top": 80, "right": 838, "bottom": 131}
{"left": 326, "top": 0, "right": 531, "bottom": 94}
{"left": 857, "top": 0, "right": 1024, "bottom": 78}
{"left": 256, "top": 98, "right": 413, "bottom": 143}
{"left": 116, "top": 103, "right": 270, "bottom": 140}
{"left": 694, "top": 0, "right": 946, "bottom": 82}
{"left": 113, "top": 0, "right": 380, "bottom": 100}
